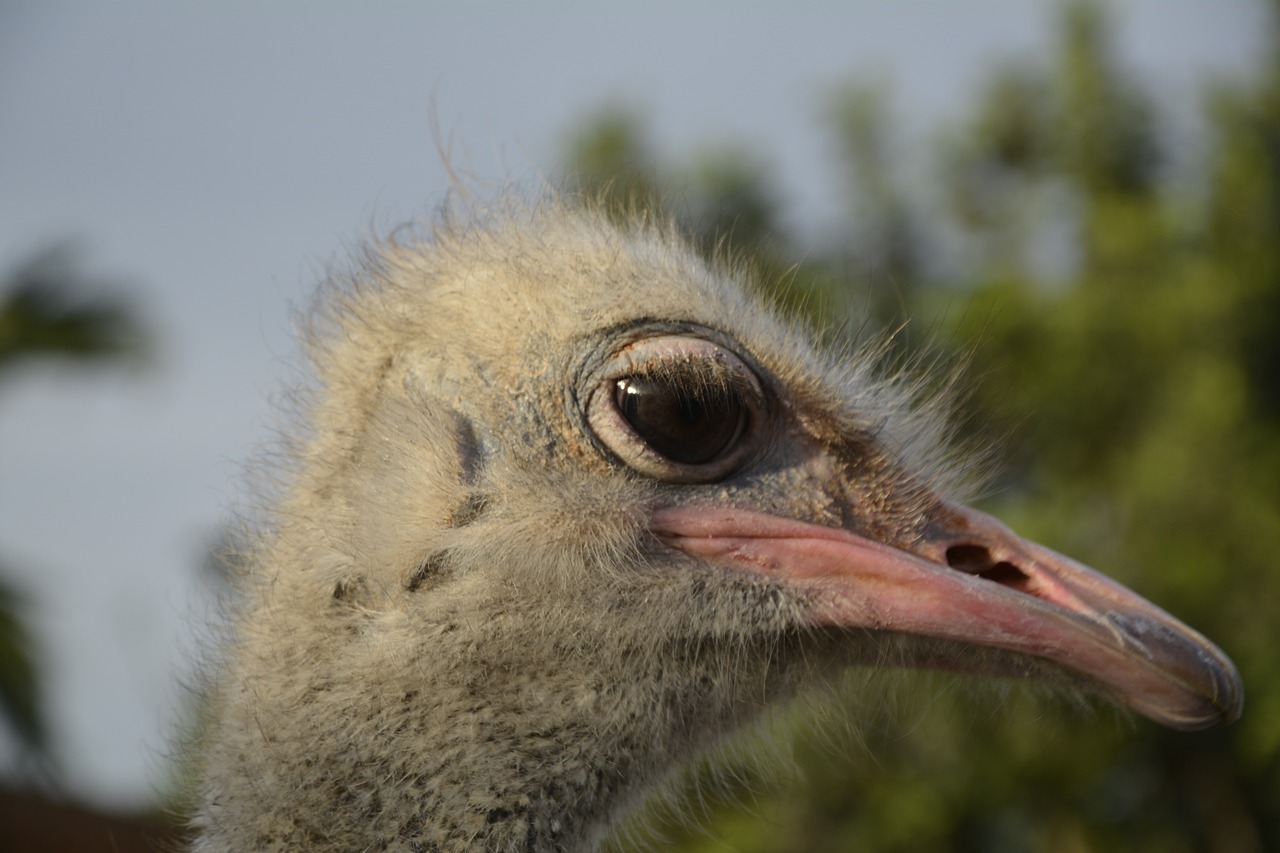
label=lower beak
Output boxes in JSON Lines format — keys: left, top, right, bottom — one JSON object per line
{"left": 650, "top": 504, "right": 1242, "bottom": 730}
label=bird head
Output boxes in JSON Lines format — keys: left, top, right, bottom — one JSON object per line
{"left": 290, "top": 197, "right": 1239, "bottom": 742}
{"left": 210, "top": 197, "right": 1245, "bottom": 850}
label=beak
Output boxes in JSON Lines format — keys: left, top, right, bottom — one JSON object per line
{"left": 650, "top": 503, "right": 1243, "bottom": 730}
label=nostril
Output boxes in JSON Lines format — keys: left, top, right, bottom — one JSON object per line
{"left": 946, "top": 547, "right": 1035, "bottom": 595}
{"left": 946, "top": 544, "right": 993, "bottom": 574}
{"left": 979, "top": 561, "right": 1033, "bottom": 593}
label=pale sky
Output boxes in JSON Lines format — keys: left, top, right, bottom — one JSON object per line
{"left": 0, "top": 1, "right": 1265, "bottom": 812}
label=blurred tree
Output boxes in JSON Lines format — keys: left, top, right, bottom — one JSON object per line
{"left": 0, "top": 575, "right": 43, "bottom": 770}
{"left": 565, "top": 2, "right": 1278, "bottom": 851}
{"left": 562, "top": 109, "right": 847, "bottom": 331}
{"left": 0, "top": 245, "right": 149, "bottom": 779}
{"left": 0, "top": 245, "right": 147, "bottom": 375}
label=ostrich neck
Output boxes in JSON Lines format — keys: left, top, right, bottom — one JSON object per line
{"left": 199, "top": 582, "right": 810, "bottom": 853}
{"left": 387, "top": 629, "right": 791, "bottom": 851}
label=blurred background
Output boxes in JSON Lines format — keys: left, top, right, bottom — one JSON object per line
{"left": 2, "top": 1, "right": 1277, "bottom": 850}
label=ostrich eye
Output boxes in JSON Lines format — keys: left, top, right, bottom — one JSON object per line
{"left": 587, "top": 333, "right": 766, "bottom": 484}
{"left": 613, "top": 375, "right": 747, "bottom": 465}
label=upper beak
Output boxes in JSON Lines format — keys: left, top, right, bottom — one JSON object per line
{"left": 650, "top": 502, "right": 1243, "bottom": 730}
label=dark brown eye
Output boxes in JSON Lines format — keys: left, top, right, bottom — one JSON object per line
{"left": 586, "top": 333, "right": 766, "bottom": 483}
{"left": 613, "top": 376, "right": 747, "bottom": 465}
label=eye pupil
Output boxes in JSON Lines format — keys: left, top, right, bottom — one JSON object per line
{"left": 614, "top": 376, "right": 746, "bottom": 466}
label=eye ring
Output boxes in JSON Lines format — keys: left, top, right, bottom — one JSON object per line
{"left": 586, "top": 334, "right": 767, "bottom": 483}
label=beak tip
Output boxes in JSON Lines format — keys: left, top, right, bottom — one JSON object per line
{"left": 1209, "top": 661, "right": 1246, "bottom": 727}
{"left": 1135, "top": 653, "right": 1244, "bottom": 731}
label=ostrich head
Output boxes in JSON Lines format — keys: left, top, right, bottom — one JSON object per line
{"left": 194, "top": 198, "right": 1241, "bottom": 852}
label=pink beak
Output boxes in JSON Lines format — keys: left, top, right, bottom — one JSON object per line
{"left": 651, "top": 504, "right": 1242, "bottom": 730}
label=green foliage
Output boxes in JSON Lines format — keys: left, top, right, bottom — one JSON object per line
{"left": 562, "top": 109, "right": 848, "bottom": 332}
{"left": 0, "top": 247, "right": 150, "bottom": 774}
{"left": 0, "top": 574, "right": 44, "bottom": 756}
{"left": 571, "top": 2, "right": 1280, "bottom": 850}
{"left": 0, "top": 244, "right": 148, "bottom": 375}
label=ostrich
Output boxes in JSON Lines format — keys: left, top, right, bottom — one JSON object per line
{"left": 192, "top": 196, "right": 1242, "bottom": 852}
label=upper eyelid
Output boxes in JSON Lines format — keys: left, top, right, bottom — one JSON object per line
{"left": 616, "top": 356, "right": 753, "bottom": 391}
{"left": 610, "top": 338, "right": 762, "bottom": 388}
